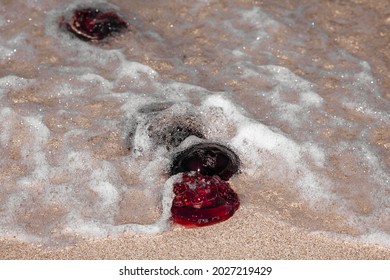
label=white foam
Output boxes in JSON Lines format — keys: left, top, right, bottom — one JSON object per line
{"left": 299, "top": 91, "right": 323, "bottom": 107}
{"left": 0, "top": 45, "right": 15, "bottom": 60}
{"left": 0, "top": 75, "right": 32, "bottom": 89}
{"left": 115, "top": 60, "right": 159, "bottom": 82}
{"left": 0, "top": 107, "right": 13, "bottom": 145}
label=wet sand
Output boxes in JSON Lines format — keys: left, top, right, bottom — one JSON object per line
{"left": 1, "top": 208, "right": 390, "bottom": 259}
{"left": 1, "top": 0, "right": 390, "bottom": 259}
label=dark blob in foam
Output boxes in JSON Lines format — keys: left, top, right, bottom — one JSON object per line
{"left": 145, "top": 106, "right": 205, "bottom": 149}
{"left": 170, "top": 143, "right": 240, "bottom": 181}
{"left": 148, "top": 122, "right": 204, "bottom": 148}
{"left": 65, "top": 8, "right": 128, "bottom": 41}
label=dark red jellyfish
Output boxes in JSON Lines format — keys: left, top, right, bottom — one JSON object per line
{"left": 170, "top": 143, "right": 241, "bottom": 227}
{"left": 65, "top": 8, "right": 128, "bottom": 41}
{"left": 171, "top": 172, "right": 240, "bottom": 227}
{"left": 170, "top": 143, "right": 240, "bottom": 181}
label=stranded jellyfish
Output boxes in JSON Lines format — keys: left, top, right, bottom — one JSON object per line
{"left": 65, "top": 8, "right": 128, "bottom": 41}
{"left": 170, "top": 143, "right": 240, "bottom": 181}
{"left": 170, "top": 143, "right": 240, "bottom": 227}
{"left": 171, "top": 172, "right": 240, "bottom": 227}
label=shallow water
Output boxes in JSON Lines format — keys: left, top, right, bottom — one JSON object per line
{"left": 0, "top": 0, "right": 389, "bottom": 246}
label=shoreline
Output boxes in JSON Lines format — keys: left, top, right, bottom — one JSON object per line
{"left": 1, "top": 208, "right": 389, "bottom": 259}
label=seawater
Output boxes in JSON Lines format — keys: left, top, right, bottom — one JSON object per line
{"left": 0, "top": 0, "right": 389, "bottom": 246}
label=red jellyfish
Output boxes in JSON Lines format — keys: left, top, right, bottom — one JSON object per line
{"left": 65, "top": 8, "right": 128, "bottom": 41}
{"left": 171, "top": 172, "right": 240, "bottom": 227}
{"left": 170, "top": 143, "right": 240, "bottom": 227}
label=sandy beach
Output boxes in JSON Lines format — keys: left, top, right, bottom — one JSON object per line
{"left": 1, "top": 208, "right": 390, "bottom": 259}
{"left": 1, "top": 0, "right": 389, "bottom": 260}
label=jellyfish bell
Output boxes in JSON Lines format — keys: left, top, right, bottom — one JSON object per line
{"left": 171, "top": 172, "right": 240, "bottom": 227}
{"left": 170, "top": 142, "right": 240, "bottom": 181}
{"left": 64, "top": 8, "right": 128, "bottom": 41}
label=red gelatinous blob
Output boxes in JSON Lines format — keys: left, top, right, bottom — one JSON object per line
{"left": 66, "top": 8, "right": 128, "bottom": 41}
{"left": 171, "top": 172, "right": 240, "bottom": 227}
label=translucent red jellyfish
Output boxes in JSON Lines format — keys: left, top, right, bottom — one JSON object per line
{"left": 64, "top": 8, "right": 128, "bottom": 41}
{"left": 171, "top": 172, "right": 240, "bottom": 227}
{"left": 170, "top": 143, "right": 240, "bottom": 227}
